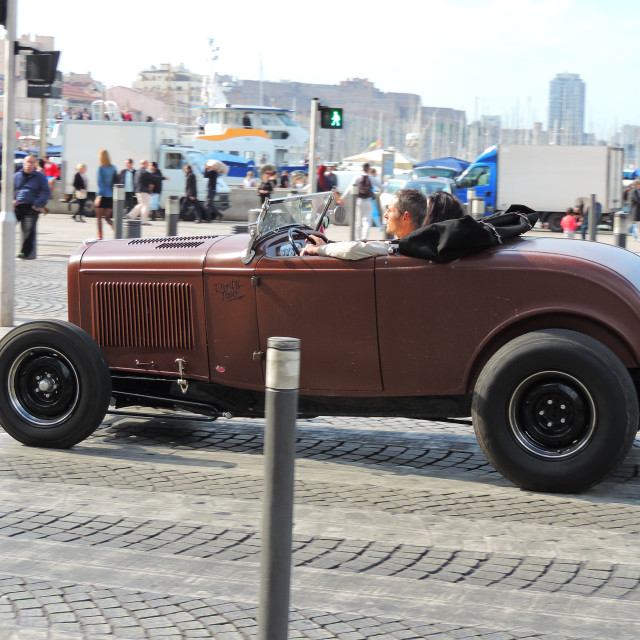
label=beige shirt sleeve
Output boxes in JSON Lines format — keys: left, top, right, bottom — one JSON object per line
{"left": 316, "top": 240, "right": 392, "bottom": 260}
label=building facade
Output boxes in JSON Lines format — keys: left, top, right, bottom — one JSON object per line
{"left": 548, "top": 72, "right": 585, "bottom": 145}
{"left": 132, "top": 64, "right": 203, "bottom": 125}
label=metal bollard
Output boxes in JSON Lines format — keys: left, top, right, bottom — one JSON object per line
{"left": 470, "top": 197, "right": 485, "bottom": 221}
{"left": 258, "top": 337, "right": 300, "bottom": 640}
{"left": 467, "top": 188, "right": 476, "bottom": 208}
{"left": 588, "top": 193, "right": 597, "bottom": 242}
{"left": 350, "top": 191, "right": 358, "bottom": 241}
{"left": 126, "top": 218, "right": 141, "bottom": 239}
{"left": 613, "top": 210, "right": 628, "bottom": 248}
{"left": 113, "top": 184, "right": 125, "bottom": 239}
{"left": 166, "top": 196, "right": 179, "bottom": 237}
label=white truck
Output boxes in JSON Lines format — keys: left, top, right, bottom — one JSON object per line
{"left": 47, "top": 120, "right": 230, "bottom": 215}
{"left": 454, "top": 145, "right": 624, "bottom": 232}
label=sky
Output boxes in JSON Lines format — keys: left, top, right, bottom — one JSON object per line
{"left": 15, "top": 0, "right": 639, "bottom": 138}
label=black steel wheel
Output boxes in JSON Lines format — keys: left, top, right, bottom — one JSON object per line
{"left": 472, "top": 329, "right": 638, "bottom": 493}
{"left": 0, "top": 321, "right": 111, "bottom": 448}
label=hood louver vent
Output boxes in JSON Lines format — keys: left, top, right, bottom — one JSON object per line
{"left": 92, "top": 281, "right": 194, "bottom": 349}
{"left": 127, "top": 235, "right": 216, "bottom": 249}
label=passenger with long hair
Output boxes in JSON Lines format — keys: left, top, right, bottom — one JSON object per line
{"left": 423, "top": 191, "right": 466, "bottom": 226}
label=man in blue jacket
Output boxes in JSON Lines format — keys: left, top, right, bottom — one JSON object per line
{"left": 13, "top": 155, "right": 51, "bottom": 259}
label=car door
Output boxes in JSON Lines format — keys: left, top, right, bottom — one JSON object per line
{"left": 375, "top": 254, "right": 471, "bottom": 397}
{"left": 255, "top": 252, "right": 382, "bottom": 393}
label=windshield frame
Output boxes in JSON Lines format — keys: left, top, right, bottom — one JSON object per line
{"left": 258, "top": 191, "right": 334, "bottom": 235}
{"left": 242, "top": 191, "right": 335, "bottom": 264}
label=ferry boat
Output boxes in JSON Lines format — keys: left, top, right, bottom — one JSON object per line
{"left": 185, "top": 104, "right": 309, "bottom": 184}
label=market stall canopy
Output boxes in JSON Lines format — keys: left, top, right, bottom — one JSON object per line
{"left": 204, "top": 151, "right": 254, "bottom": 168}
{"left": 26, "top": 145, "right": 62, "bottom": 157}
{"left": 342, "top": 148, "right": 415, "bottom": 170}
{"left": 414, "top": 157, "right": 470, "bottom": 173}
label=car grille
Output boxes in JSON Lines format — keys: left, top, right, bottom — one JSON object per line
{"left": 91, "top": 281, "right": 194, "bottom": 349}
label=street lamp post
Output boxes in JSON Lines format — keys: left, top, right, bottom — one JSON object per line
{"left": 1, "top": 0, "right": 18, "bottom": 327}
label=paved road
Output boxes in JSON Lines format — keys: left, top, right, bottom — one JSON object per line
{"left": 0, "top": 212, "right": 638, "bottom": 639}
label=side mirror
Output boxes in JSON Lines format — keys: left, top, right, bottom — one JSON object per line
{"left": 332, "top": 205, "right": 346, "bottom": 225}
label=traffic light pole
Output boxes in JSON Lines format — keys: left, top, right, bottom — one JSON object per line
{"left": 1, "top": 0, "right": 17, "bottom": 327}
{"left": 308, "top": 98, "right": 318, "bottom": 193}
{"left": 39, "top": 98, "right": 47, "bottom": 160}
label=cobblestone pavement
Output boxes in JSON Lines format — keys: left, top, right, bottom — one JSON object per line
{"left": 0, "top": 215, "right": 638, "bottom": 638}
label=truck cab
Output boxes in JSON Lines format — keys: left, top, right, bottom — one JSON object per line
{"left": 454, "top": 147, "right": 497, "bottom": 212}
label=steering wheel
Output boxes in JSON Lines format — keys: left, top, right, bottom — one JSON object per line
{"left": 288, "top": 228, "right": 328, "bottom": 255}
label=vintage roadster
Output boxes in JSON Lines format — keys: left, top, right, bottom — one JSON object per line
{"left": 0, "top": 192, "right": 639, "bottom": 493}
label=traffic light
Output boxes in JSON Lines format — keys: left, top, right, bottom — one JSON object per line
{"left": 320, "top": 107, "right": 343, "bottom": 129}
{"left": 0, "top": 1, "right": 6, "bottom": 26}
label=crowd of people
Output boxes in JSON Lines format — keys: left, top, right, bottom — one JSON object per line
{"left": 12, "top": 153, "right": 640, "bottom": 261}
{"left": 12, "top": 148, "right": 226, "bottom": 251}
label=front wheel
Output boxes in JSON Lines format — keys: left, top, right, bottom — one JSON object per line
{"left": 0, "top": 321, "right": 111, "bottom": 448}
{"left": 472, "top": 329, "right": 638, "bottom": 492}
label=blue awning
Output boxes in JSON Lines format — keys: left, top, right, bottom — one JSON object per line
{"left": 204, "top": 152, "right": 254, "bottom": 167}
{"left": 414, "top": 157, "right": 470, "bottom": 172}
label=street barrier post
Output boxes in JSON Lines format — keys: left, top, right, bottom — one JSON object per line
{"left": 113, "top": 184, "right": 124, "bottom": 239}
{"left": 467, "top": 188, "right": 476, "bottom": 209}
{"left": 613, "top": 210, "right": 628, "bottom": 248}
{"left": 588, "top": 193, "right": 597, "bottom": 242}
{"left": 166, "top": 196, "right": 179, "bottom": 237}
{"left": 350, "top": 191, "right": 358, "bottom": 241}
{"left": 470, "top": 197, "right": 485, "bottom": 221}
{"left": 126, "top": 218, "right": 141, "bottom": 239}
{"left": 258, "top": 337, "right": 300, "bottom": 640}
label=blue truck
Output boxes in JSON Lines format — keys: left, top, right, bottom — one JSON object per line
{"left": 454, "top": 145, "right": 624, "bottom": 232}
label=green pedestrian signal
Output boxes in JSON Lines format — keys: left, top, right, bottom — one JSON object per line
{"left": 320, "top": 107, "right": 343, "bottom": 129}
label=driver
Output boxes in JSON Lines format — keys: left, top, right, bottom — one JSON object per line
{"left": 301, "top": 189, "right": 464, "bottom": 260}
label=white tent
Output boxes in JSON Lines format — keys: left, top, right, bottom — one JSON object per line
{"left": 342, "top": 148, "right": 416, "bottom": 170}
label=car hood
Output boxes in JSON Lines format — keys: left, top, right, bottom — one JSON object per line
{"left": 72, "top": 233, "right": 249, "bottom": 272}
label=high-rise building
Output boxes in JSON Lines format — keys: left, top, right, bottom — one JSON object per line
{"left": 547, "top": 73, "right": 585, "bottom": 145}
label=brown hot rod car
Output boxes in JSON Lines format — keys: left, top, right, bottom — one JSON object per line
{"left": 0, "top": 192, "right": 639, "bottom": 493}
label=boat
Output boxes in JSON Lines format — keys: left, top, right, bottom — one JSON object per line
{"left": 184, "top": 104, "right": 309, "bottom": 185}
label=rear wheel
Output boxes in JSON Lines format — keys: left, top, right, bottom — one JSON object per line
{"left": 0, "top": 321, "right": 111, "bottom": 448}
{"left": 472, "top": 329, "right": 638, "bottom": 492}
{"left": 546, "top": 212, "right": 563, "bottom": 232}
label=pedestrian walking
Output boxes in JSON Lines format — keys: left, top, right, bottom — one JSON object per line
{"left": 560, "top": 207, "right": 577, "bottom": 239}
{"left": 127, "top": 160, "right": 154, "bottom": 225}
{"left": 204, "top": 159, "right": 223, "bottom": 222}
{"left": 339, "top": 163, "right": 382, "bottom": 241}
{"left": 179, "top": 164, "right": 204, "bottom": 222}
{"left": 257, "top": 172, "right": 273, "bottom": 204}
{"left": 72, "top": 163, "right": 88, "bottom": 223}
{"left": 628, "top": 180, "right": 640, "bottom": 240}
{"left": 94, "top": 149, "right": 117, "bottom": 240}
{"left": 13, "top": 155, "right": 51, "bottom": 259}
{"left": 119, "top": 158, "right": 137, "bottom": 213}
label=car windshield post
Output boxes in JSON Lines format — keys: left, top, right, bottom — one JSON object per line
{"left": 257, "top": 192, "right": 334, "bottom": 236}
{"left": 242, "top": 192, "right": 335, "bottom": 264}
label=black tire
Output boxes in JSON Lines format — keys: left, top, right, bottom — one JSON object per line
{"left": 546, "top": 212, "right": 563, "bottom": 232}
{"left": 472, "top": 329, "right": 638, "bottom": 493}
{"left": 0, "top": 321, "right": 111, "bottom": 448}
